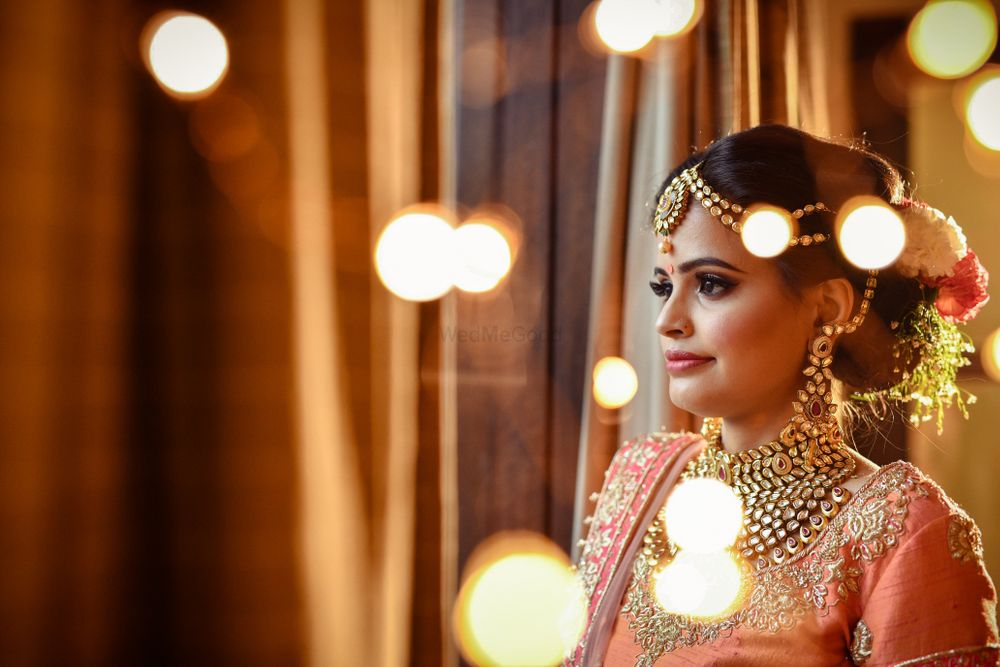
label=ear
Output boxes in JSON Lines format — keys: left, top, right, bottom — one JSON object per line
{"left": 810, "top": 277, "right": 855, "bottom": 328}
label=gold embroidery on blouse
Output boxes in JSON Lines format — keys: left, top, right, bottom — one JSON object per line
{"left": 894, "top": 644, "right": 1000, "bottom": 666}
{"left": 948, "top": 512, "right": 984, "bottom": 563}
{"left": 621, "top": 462, "right": 928, "bottom": 664}
{"left": 850, "top": 618, "right": 873, "bottom": 664}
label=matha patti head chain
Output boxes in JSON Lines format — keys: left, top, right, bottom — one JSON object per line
{"left": 640, "top": 160, "right": 990, "bottom": 582}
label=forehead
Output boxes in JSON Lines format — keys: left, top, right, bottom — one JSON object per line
{"left": 654, "top": 207, "right": 748, "bottom": 266}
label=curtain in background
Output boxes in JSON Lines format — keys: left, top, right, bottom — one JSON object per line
{"left": 0, "top": 0, "right": 434, "bottom": 664}
{"left": 0, "top": 0, "right": 305, "bottom": 662}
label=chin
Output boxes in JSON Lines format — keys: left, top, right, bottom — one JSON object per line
{"left": 667, "top": 381, "right": 718, "bottom": 417}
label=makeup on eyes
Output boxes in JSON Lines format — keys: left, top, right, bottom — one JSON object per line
{"left": 649, "top": 272, "right": 736, "bottom": 299}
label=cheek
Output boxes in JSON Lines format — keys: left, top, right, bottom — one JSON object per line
{"left": 706, "top": 298, "right": 807, "bottom": 373}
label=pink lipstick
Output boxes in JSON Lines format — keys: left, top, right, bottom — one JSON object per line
{"left": 664, "top": 350, "right": 714, "bottom": 373}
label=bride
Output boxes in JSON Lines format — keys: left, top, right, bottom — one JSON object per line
{"left": 565, "top": 125, "right": 997, "bottom": 666}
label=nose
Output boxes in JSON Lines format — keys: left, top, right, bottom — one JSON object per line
{"left": 655, "top": 295, "right": 692, "bottom": 338}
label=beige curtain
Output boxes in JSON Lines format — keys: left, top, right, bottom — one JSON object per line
{"left": 284, "top": 0, "right": 368, "bottom": 663}
{"left": 365, "top": 0, "right": 424, "bottom": 664}
{"left": 287, "top": 0, "right": 428, "bottom": 664}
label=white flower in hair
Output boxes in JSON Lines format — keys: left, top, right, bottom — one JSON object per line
{"left": 894, "top": 201, "right": 967, "bottom": 280}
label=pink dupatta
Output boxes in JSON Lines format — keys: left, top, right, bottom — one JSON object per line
{"left": 564, "top": 431, "right": 706, "bottom": 666}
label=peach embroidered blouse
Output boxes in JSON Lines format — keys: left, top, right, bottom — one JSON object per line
{"left": 565, "top": 432, "right": 999, "bottom": 667}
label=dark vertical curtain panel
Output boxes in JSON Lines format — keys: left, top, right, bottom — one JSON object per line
{"left": 0, "top": 0, "right": 303, "bottom": 663}
{"left": 449, "top": 0, "right": 607, "bottom": 583}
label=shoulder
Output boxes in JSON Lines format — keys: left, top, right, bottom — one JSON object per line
{"left": 844, "top": 462, "right": 999, "bottom": 664}
{"left": 870, "top": 460, "right": 982, "bottom": 538}
{"left": 817, "top": 459, "right": 993, "bottom": 581}
{"left": 840, "top": 460, "right": 991, "bottom": 581}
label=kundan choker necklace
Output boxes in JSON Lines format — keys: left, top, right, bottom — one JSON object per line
{"left": 641, "top": 325, "right": 859, "bottom": 573}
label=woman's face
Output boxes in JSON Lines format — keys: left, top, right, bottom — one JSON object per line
{"left": 652, "top": 207, "right": 817, "bottom": 420}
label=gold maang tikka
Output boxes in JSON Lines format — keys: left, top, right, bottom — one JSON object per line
{"left": 655, "top": 162, "right": 833, "bottom": 255}
{"left": 641, "top": 163, "right": 880, "bottom": 573}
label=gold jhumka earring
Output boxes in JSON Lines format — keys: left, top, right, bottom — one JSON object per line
{"left": 641, "top": 162, "right": 879, "bottom": 574}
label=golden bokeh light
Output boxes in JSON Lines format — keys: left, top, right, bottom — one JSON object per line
{"left": 653, "top": 550, "right": 744, "bottom": 618}
{"left": 143, "top": 12, "right": 230, "bottom": 98}
{"left": 452, "top": 222, "right": 513, "bottom": 293}
{"left": 460, "top": 40, "right": 506, "bottom": 108}
{"left": 652, "top": 0, "right": 702, "bottom": 37}
{"left": 189, "top": 92, "right": 261, "bottom": 162}
{"left": 374, "top": 210, "right": 456, "bottom": 302}
{"left": 964, "top": 130, "right": 1000, "bottom": 178}
{"left": 982, "top": 328, "right": 1000, "bottom": 382}
{"left": 454, "top": 533, "right": 586, "bottom": 667}
{"left": 836, "top": 197, "right": 906, "bottom": 270}
{"left": 966, "top": 73, "right": 1000, "bottom": 151}
{"left": 740, "top": 206, "right": 793, "bottom": 258}
{"left": 592, "top": 356, "right": 639, "bottom": 409}
{"left": 663, "top": 478, "right": 743, "bottom": 553}
{"left": 907, "top": 0, "right": 997, "bottom": 79}
{"left": 593, "top": 0, "right": 657, "bottom": 53}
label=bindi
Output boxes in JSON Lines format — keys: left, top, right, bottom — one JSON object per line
{"left": 666, "top": 264, "right": 674, "bottom": 275}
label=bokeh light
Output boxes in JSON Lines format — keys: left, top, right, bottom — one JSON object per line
{"left": 208, "top": 138, "right": 280, "bottom": 204}
{"left": 460, "top": 40, "right": 506, "bottom": 108}
{"left": 593, "top": 0, "right": 657, "bottom": 53}
{"left": 963, "top": 130, "right": 1000, "bottom": 178}
{"left": 982, "top": 327, "right": 1000, "bottom": 382}
{"left": 663, "top": 478, "right": 743, "bottom": 553}
{"left": 189, "top": 92, "right": 261, "bottom": 162}
{"left": 966, "top": 73, "right": 1000, "bottom": 151}
{"left": 452, "top": 222, "right": 513, "bottom": 293}
{"left": 907, "top": 0, "right": 997, "bottom": 79}
{"left": 144, "top": 12, "right": 229, "bottom": 98}
{"left": 592, "top": 356, "right": 639, "bottom": 409}
{"left": 652, "top": 0, "right": 701, "bottom": 37}
{"left": 454, "top": 533, "right": 586, "bottom": 667}
{"left": 837, "top": 197, "right": 906, "bottom": 270}
{"left": 375, "top": 210, "right": 456, "bottom": 301}
{"left": 740, "top": 207, "right": 792, "bottom": 258}
{"left": 653, "top": 550, "right": 743, "bottom": 618}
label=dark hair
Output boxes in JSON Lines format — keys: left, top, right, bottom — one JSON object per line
{"left": 653, "top": 125, "right": 925, "bottom": 407}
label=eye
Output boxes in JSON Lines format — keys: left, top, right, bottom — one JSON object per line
{"left": 697, "top": 273, "right": 733, "bottom": 297}
{"left": 649, "top": 280, "right": 672, "bottom": 300}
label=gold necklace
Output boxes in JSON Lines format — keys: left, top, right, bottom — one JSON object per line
{"left": 641, "top": 326, "right": 858, "bottom": 573}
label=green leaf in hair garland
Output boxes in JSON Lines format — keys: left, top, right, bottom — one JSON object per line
{"left": 850, "top": 298, "right": 976, "bottom": 435}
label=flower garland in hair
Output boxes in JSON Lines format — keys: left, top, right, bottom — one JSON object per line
{"left": 851, "top": 198, "right": 989, "bottom": 433}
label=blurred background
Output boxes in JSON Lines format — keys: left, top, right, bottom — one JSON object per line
{"left": 2, "top": 0, "right": 999, "bottom": 665}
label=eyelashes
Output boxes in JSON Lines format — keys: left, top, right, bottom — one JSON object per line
{"left": 698, "top": 274, "right": 734, "bottom": 297}
{"left": 649, "top": 273, "right": 734, "bottom": 301}
{"left": 649, "top": 280, "right": 672, "bottom": 299}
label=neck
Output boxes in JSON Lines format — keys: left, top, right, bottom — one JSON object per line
{"left": 717, "top": 393, "right": 799, "bottom": 454}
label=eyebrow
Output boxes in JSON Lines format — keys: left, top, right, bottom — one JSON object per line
{"left": 652, "top": 257, "right": 747, "bottom": 277}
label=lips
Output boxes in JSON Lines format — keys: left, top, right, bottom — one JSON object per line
{"left": 664, "top": 349, "right": 714, "bottom": 373}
